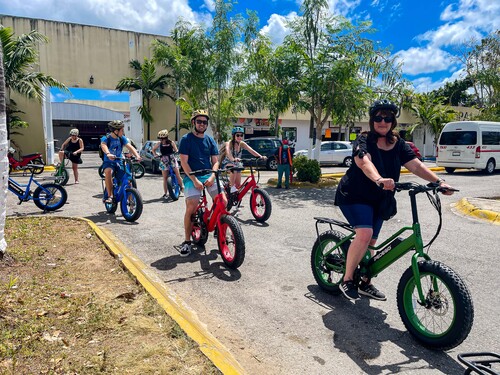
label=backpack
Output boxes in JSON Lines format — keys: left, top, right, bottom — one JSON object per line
{"left": 99, "top": 134, "right": 125, "bottom": 160}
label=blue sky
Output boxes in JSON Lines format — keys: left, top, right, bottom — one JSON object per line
{"left": 2, "top": 0, "right": 499, "bottom": 101}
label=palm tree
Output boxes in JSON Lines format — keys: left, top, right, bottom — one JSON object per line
{"left": 116, "top": 58, "right": 173, "bottom": 140}
{"left": 409, "top": 93, "right": 457, "bottom": 157}
{"left": 0, "top": 26, "right": 67, "bottom": 139}
{"left": 1, "top": 43, "right": 8, "bottom": 258}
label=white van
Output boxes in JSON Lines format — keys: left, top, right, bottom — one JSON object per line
{"left": 437, "top": 121, "right": 500, "bottom": 174}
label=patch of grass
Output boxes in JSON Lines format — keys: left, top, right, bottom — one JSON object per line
{"left": 1, "top": 217, "right": 220, "bottom": 375}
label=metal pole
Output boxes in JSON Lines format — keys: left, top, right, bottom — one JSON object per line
{"left": 175, "top": 85, "right": 180, "bottom": 141}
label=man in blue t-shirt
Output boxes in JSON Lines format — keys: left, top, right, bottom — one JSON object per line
{"left": 178, "top": 110, "right": 226, "bottom": 257}
{"left": 100, "top": 120, "right": 141, "bottom": 203}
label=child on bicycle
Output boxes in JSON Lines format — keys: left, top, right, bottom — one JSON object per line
{"left": 222, "top": 126, "right": 266, "bottom": 198}
{"left": 178, "top": 110, "right": 226, "bottom": 257}
{"left": 152, "top": 129, "right": 184, "bottom": 199}
{"left": 100, "top": 120, "right": 141, "bottom": 203}
{"left": 58, "top": 128, "right": 84, "bottom": 184}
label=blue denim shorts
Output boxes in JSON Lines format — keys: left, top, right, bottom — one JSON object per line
{"left": 338, "top": 203, "right": 384, "bottom": 239}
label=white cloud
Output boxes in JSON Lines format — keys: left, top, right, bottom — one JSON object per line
{"left": 411, "top": 68, "right": 468, "bottom": 93}
{"left": 203, "top": 0, "right": 216, "bottom": 12}
{"left": 0, "top": 0, "right": 211, "bottom": 36}
{"left": 417, "top": 0, "right": 500, "bottom": 48}
{"left": 394, "top": 46, "right": 457, "bottom": 76}
{"left": 260, "top": 12, "right": 297, "bottom": 46}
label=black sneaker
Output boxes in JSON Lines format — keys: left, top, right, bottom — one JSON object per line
{"left": 359, "top": 281, "right": 386, "bottom": 301}
{"left": 179, "top": 241, "right": 192, "bottom": 257}
{"left": 340, "top": 280, "right": 360, "bottom": 301}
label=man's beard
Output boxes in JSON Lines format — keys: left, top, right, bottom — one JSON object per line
{"left": 194, "top": 125, "right": 207, "bottom": 134}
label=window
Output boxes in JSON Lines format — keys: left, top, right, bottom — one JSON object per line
{"left": 439, "top": 131, "right": 477, "bottom": 145}
{"left": 321, "top": 143, "right": 330, "bottom": 151}
{"left": 482, "top": 131, "right": 500, "bottom": 145}
{"left": 334, "top": 142, "right": 348, "bottom": 150}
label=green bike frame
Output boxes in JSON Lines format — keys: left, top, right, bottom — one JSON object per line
{"left": 316, "top": 188, "right": 432, "bottom": 305}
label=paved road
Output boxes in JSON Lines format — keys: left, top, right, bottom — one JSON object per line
{"left": 6, "top": 153, "right": 500, "bottom": 374}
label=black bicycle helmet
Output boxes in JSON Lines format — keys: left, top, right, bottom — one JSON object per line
{"left": 369, "top": 99, "right": 399, "bottom": 117}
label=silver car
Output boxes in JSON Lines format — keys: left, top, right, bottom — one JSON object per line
{"left": 295, "top": 141, "right": 353, "bottom": 167}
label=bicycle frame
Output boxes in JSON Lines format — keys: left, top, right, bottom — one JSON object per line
{"left": 101, "top": 158, "right": 134, "bottom": 201}
{"left": 232, "top": 159, "right": 260, "bottom": 202}
{"left": 9, "top": 171, "right": 54, "bottom": 203}
{"left": 194, "top": 171, "right": 228, "bottom": 232}
{"left": 315, "top": 184, "right": 441, "bottom": 305}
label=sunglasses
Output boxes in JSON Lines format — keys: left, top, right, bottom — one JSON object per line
{"left": 196, "top": 119, "right": 208, "bottom": 125}
{"left": 235, "top": 133, "right": 244, "bottom": 138}
{"left": 373, "top": 115, "right": 394, "bottom": 123}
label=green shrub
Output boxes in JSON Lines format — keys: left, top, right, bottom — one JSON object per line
{"left": 294, "top": 155, "right": 321, "bottom": 183}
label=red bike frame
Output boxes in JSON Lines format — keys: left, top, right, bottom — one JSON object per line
{"left": 225, "top": 158, "right": 273, "bottom": 223}
{"left": 8, "top": 149, "right": 45, "bottom": 174}
{"left": 191, "top": 168, "right": 245, "bottom": 269}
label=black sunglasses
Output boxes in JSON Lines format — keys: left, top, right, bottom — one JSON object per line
{"left": 235, "top": 133, "right": 244, "bottom": 137}
{"left": 373, "top": 115, "right": 394, "bottom": 123}
{"left": 196, "top": 119, "right": 208, "bottom": 125}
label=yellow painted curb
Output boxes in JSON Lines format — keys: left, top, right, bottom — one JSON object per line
{"left": 82, "top": 218, "right": 247, "bottom": 375}
{"left": 9, "top": 216, "right": 246, "bottom": 374}
{"left": 454, "top": 198, "right": 500, "bottom": 225}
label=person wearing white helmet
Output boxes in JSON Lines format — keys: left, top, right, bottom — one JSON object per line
{"left": 222, "top": 126, "right": 266, "bottom": 199}
{"left": 152, "top": 129, "right": 184, "bottom": 199}
{"left": 58, "top": 128, "right": 84, "bottom": 184}
{"left": 177, "top": 109, "right": 226, "bottom": 257}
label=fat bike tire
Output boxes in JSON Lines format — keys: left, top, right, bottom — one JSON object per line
{"left": 133, "top": 163, "right": 145, "bottom": 178}
{"left": 55, "top": 168, "right": 70, "bottom": 186}
{"left": 121, "top": 188, "right": 143, "bottom": 222}
{"left": 310, "top": 230, "right": 350, "bottom": 294}
{"left": 167, "top": 176, "right": 180, "bottom": 201}
{"left": 32, "top": 158, "right": 45, "bottom": 174}
{"left": 250, "top": 188, "right": 272, "bottom": 222}
{"left": 103, "top": 189, "right": 118, "bottom": 213}
{"left": 218, "top": 214, "right": 245, "bottom": 269}
{"left": 397, "top": 260, "right": 474, "bottom": 350}
{"left": 33, "top": 183, "right": 68, "bottom": 211}
{"left": 191, "top": 209, "right": 208, "bottom": 246}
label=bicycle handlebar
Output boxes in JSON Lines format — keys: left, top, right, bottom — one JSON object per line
{"left": 379, "top": 181, "right": 459, "bottom": 194}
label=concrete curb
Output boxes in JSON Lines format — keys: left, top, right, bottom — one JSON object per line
{"left": 454, "top": 198, "right": 500, "bottom": 225}
{"left": 59, "top": 216, "right": 246, "bottom": 375}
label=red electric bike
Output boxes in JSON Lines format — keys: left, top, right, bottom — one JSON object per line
{"left": 190, "top": 168, "right": 245, "bottom": 269}
{"left": 224, "top": 158, "right": 272, "bottom": 223}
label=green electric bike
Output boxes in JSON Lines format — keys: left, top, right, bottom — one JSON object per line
{"left": 311, "top": 181, "right": 473, "bottom": 350}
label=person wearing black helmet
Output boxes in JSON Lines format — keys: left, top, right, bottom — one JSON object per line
{"left": 100, "top": 120, "right": 141, "bottom": 203}
{"left": 334, "top": 99, "right": 455, "bottom": 302}
{"left": 177, "top": 110, "right": 226, "bottom": 257}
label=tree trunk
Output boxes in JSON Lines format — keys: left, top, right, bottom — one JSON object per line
{"left": 1, "top": 44, "right": 9, "bottom": 256}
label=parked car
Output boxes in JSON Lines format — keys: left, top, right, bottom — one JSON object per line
{"left": 406, "top": 141, "right": 422, "bottom": 160}
{"left": 295, "top": 141, "right": 353, "bottom": 167}
{"left": 139, "top": 140, "right": 161, "bottom": 173}
{"left": 240, "top": 137, "right": 283, "bottom": 170}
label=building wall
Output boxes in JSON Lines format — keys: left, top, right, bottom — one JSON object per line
{"left": 1, "top": 15, "right": 175, "bottom": 157}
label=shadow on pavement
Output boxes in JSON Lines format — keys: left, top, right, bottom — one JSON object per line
{"left": 151, "top": 245, "right": 242, "bottom": 282}
{"left": 305, "top": 284, "right": 465, "bottom": 375}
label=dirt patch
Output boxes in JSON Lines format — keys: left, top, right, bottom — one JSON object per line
{"left": 1, "top": 217, "right": 220, "bottom": 375}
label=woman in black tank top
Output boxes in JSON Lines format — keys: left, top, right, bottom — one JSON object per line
{"left": 59, "top": 128, "right": 84, "bottom": 184}
{"left": 152, "top": 130, "right": 184, "bottom": 198}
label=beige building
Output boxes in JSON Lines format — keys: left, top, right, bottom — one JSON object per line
{"left": 1, "top": 15, "right": 175, "bottom": 163}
